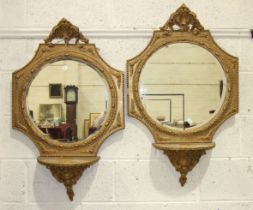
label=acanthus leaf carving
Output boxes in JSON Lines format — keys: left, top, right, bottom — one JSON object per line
{"left": 44, "top": 18, "right": 89, "bottom": 45}
{"left": 48, "top": 165, "right": 88, "bottom": 201}
{"left": 164, "top": 150, "right": 206, "bottom": 186}
{"left": 160, "top": 4, "right": 204, "bottom": 34}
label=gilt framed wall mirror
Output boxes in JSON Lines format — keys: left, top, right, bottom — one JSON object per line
{"left": 12, "top": 18, "right": 124, "bottom": 201}
{"left": 128, "top": 4, "right": 238, "bottom": 186}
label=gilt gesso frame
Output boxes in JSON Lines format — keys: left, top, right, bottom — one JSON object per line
{"left": 12, "top": 18, "right": 124, "bottom": 201}
{"left": 128, "top": 4, "right": 238, "bottom": 186}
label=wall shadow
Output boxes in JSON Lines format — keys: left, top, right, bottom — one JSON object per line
{"left": 33, "top": 161, "right": 98, "bottom": 208}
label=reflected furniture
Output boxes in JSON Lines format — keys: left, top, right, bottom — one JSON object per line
{"left": 39, "top": 123, "right": 72, "bottom": 141}
{"left": 64, "top": 85, "right": 79, "bottom": 140}
{"left": 49, "top": 83, "right": 62, "bottom": 98}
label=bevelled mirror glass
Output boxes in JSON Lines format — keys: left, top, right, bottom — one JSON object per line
{"left": 27, "top": 59, "right": 110, "bottom": 142}
{"left": 128, "top": 4, "right": 238, "bottom": 186}
{"left": 12, "top": 18, "right": 124, "bottom": 201}
{"left": 140, "top": 43, "right": 226, "bottom": 130}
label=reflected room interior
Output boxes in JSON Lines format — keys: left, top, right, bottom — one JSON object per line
{"left": 27, "top": 60, "right": 110, "bottom": 142}
{"left": 140, "top": 43, "right": 226, "bottom": 130}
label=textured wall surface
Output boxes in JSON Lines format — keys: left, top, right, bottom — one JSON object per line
{"left": 0, "top": 0, "right": 253, "bottom": 209}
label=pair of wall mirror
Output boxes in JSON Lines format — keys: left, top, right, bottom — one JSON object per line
{"left": 12, "top": 4, "right": 238, "bottom": 201}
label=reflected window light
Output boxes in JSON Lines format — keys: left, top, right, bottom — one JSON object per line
{"left": 62, "top": 64, "right": 68, "bottom": 71}
{"left": 104, "top": 89, "right": 109, "bottom": 102}
{"left": 140, "top": 87, "right": 147, "bottom": 95}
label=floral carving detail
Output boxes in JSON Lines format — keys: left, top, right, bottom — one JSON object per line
{"left": 160, "top": 4, "right": 204, "bottom": 33}
{"left": 47, "top": 165, "right": 88, "bottom": 201}
{"left": 165, "top": 150, "right": 206, "bottom": 186}
{"left": 44, "top": 18, "right": 89, "bottom": 45}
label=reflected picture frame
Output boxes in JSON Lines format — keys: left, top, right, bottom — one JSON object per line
{"left": 83, "top": 119, "right": 90, "bottom": 138}
{"left": 49, "top": 83, "right": 62, "bottom": 98}
{"left": 89, "top": 112, "right": 101, "bottom": 127}
{"left": 39, "top": 104, "right": 62, "bottom": 122}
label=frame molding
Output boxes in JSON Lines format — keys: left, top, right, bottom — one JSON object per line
{"left": 128, "top": 4, "right": 238, "bottom": 186}
{"left": 12, "top": 18, "right": 124, "bottom": 201}
{"left": 0, "top": 28, "right": 250, "bottom": 39}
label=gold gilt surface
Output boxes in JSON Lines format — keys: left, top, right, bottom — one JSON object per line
{"left": 128, "top": 4, "right": 238, "bottom": 185}
{"left": 13, "top": 19, "right": 124, "bottom": 157}
{"left": 12, "top": 18, "right": 124, "bottom": 200}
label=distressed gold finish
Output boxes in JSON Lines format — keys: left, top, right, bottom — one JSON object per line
{"left": 12, "top": 19, "right": 124, "bottom": 200}
{"left": 128, "top": 4, "right": 238, "bottom": 185}
{"left": 166, "top": 150, "right": 206, "bottom": 186}
{"left": 48, "top": 166, "right": 86, "bottom": 201}
{"left": 44, "top": 18, "right": 89, "bottom": 45}
{"left": 160, "top": 3, "right": 204, "bottom": 33}
{"left": 158, "top": 147, "right": 208, "bottom": 186}
{"left": 38, "top": 156, "right": 99, "bottom": 201}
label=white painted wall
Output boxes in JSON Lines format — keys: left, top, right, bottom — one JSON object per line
{"left": 0, "top": 0, "right": 253, "bottom": 209}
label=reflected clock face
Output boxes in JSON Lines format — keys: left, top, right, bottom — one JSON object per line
{"left": 27, "top": 60, "right": 110, "bottom": 141}
{"left": 67, "top": 89, "right": 76, "bottom": 102}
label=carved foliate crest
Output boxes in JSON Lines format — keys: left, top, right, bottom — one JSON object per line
{"left": 44, "top": 18, "right": 89, "bottom": 45}
{"left": 161, "top": 4, "right": 204, "bottom": 33}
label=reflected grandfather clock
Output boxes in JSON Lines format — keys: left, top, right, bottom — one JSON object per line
{"left": 64, "top": 85, "right": 78, "bottom": 140}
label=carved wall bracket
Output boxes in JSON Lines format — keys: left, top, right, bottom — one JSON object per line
{"left": 50, "top": 166, "right": 86, "bottom": 201}
{"left": 167, "top": 150, "right": 205, "bottom": 186}
{"left": 154, "top": 143, "right": 214, "bottom": 186}
{"left": 38, "top": 156, "right": 99, "bottom": 201}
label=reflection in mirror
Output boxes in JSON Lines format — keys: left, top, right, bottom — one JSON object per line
{"left": 140, "top": 43, "right": 226, "bottom": 130}
{"left": 27, "top": 60, "right": 109, "bottom": 142}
